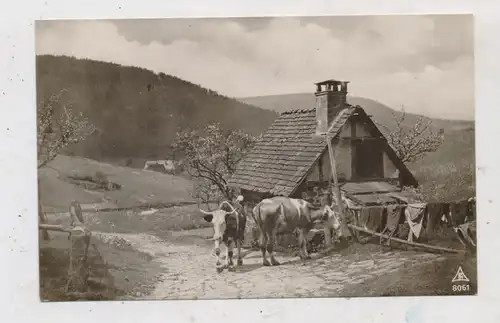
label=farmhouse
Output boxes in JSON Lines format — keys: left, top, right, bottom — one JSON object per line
{"left": 228, "top": 79, "right": 419, "bottom": 207}
{"left": 143, "top": 159, "right": 176, "bottom": 174}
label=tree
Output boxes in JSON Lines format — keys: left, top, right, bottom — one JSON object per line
{"left": 172, "top": 122, "right": 257, "bottom": 202}
{"left": 375, "top": 108, "right": 444, "bottom": 164}
{"left": 37, "top": 89, "right": 96, "bottom": 240}
{"left": 37, "top": 89, "right": 96, "bottom": 169}
{"left": 192, "top": 179, "right": 222, "bottom": 210}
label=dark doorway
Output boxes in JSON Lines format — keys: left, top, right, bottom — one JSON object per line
{"left": 354, "top": 139, "right": 384, "bottom": 179}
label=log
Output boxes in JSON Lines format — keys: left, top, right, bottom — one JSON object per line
{"left": 39, "top": 223, "right": 90, "bottom": 235}
{"left": 347, "top": 224, "right": 465, "bottom": 254}
{"left": 326, "top": 137, "right": 345, "bottom": 217}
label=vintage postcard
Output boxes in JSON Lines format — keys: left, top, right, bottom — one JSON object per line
{"left": 35, "top": 14, "right": 476, "bottom": 301}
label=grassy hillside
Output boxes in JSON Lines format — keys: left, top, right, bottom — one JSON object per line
{"left": 39, "top": 155, "right": 195, "bottom": 212}
{"left": 36, "top": 55, "right": 278, "bottom": 161}
{"left": 240, "top": 93, "right": 476, "bottom": 201}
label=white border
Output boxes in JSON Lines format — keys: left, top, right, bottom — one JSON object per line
{"left": 1, "top": 1, "right": 499, "bottom": 322}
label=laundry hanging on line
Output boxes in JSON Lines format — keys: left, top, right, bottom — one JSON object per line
{"left": 379, "top": 204, "right": 404, "bottom": 245}
{"left": 450, "top": 200, "right": 470, "bottom": 227}
{"left": 385, "top": 205, "right": 404, "bottom": 233}
{"left": 357, "top": 206, "right": 385, "bottom": 233}
{"left": 405, "top": 203, "right": 427, "bottom": 242}
{"left": 341, "top": 195, "right": 475, "bottom": 243}
{"left": 425, "top": 202, "right": 450, "bottom": 237}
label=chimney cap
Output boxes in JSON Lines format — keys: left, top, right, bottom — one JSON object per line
{"left": 314, "top": 79, "right": 350, "bottom": 86}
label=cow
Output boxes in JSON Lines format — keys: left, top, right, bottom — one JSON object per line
{"left": 199, "top": 197, "right": 247, "bottom": 273}
{"left": 251, "top": 196, "right": 342, "bottom": 267}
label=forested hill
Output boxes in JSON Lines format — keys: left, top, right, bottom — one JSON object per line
{"left": 36, "top": 55, "right": 278, "bottom": 160}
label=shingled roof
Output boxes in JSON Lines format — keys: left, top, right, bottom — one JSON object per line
{"left": 228, "top": 104, "right": 358, "bottom": 196}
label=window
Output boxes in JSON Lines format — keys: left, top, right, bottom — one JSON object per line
{"left": 353, "top": 139, "right": 384, "bottom": 179}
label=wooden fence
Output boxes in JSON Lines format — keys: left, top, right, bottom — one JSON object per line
{"left": 39, "top": 223, "right": 92, "bottom": 293}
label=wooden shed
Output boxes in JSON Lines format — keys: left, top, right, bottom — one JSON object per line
{"left": 228, "top": 79, "right": 419, "bottom": 207}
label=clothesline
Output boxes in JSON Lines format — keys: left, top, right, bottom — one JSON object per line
{"left": 390, "top": 198, "right": 475, "bottom": 205}
{"left": 340, "top": 200, "right": 427, "bottom": 245}
{"left": 340, "top": 204, "right": 409, "bottom": 210}
{"left": 347, "top": 224, "right": 464, "bottom": 254}
{"left": 332, "top": 197, "right": 474, "bottom": 210}
{"left": 326, "top": 186, "right": 475, "bottom": 206}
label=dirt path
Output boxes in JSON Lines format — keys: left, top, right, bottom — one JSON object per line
{"left": 94, "top": 231, "right": 449, "bottom": 299}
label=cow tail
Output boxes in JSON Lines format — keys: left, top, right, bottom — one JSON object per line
{"left": 256, "top": 204, "right": 262, "bottom": 230}
{"left": 280, "top": 203, "right": 286, "bottom": 221}
{"left": 252, "top": 203, "right": 264, "bottom": 232}
{"left": 235, "top": 204, "right": 240, "bottom": 241}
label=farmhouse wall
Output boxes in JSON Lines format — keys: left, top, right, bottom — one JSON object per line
{"left": 383, "top": 152, "right": 399, "bottom": 180}
{"left": 340, "top": 121, "right": 351, "bottom": 137}
{"left": 304, "top": 142, "right": 351, "bottom": 183}
{"left": 355, "top": 121, "right": 372, "bottom": 136}
{"left": 306, "top": 121, "right": 353, "bottom": 184}
{"left": 293, "top": 181, "right": 331, "bottom": 205}
{"left": 303, "top": 115, "right": 404, "bottom": 189}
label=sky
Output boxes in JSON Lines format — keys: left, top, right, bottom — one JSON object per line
{"left": 35, "top": 15, "right": 474, "bottom": 120}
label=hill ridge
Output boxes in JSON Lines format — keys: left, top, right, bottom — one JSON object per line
{"left": 36, "top": 54, "right": 278, "bottom": 161}
{"left": 238, "top": 92, "right": 474, "bottom": 132}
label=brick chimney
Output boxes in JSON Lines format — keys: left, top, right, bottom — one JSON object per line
{"left": 314, "top": 79, "right": 349, "bottom": 135}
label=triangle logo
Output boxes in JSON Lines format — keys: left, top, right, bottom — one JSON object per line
{"left": 452, "top": 266, "right": 470, "bottom": 283}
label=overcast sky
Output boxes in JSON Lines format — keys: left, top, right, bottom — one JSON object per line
{"left": 36, "top": 15, "right": 474, "bottom": 120}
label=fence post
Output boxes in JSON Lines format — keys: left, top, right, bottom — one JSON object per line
{"left": 65, "top": 227, "right": 92, "bottom": 293}
{"left": 38, "top": 200, "right": 50, "bottom": 241}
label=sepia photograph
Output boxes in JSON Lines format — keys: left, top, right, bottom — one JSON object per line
{"left": 35, "top": 14, "right": 476, "bottom": 301}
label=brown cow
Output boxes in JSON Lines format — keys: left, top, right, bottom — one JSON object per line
{"left": 200, "top": 198, "right": 247, "bottom": 273}
{"left": 252, "top": 196, "right": 342, "bottom": 267}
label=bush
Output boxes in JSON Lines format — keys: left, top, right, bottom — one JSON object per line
{"left": 66, "top": 170, "right": 121, "bottom": 192}
{"left": 94, "top": 171, "right": 108, "bottom": 183}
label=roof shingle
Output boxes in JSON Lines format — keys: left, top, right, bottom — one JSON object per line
{"left": 228, "top": 105, "right": 357, "bottom": 196}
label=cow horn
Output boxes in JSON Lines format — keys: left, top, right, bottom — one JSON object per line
{"left": 199, "top": 209, "right": 214, "bottom": 215}
{"left": 219, "top": 201, "right": 237, "bottom": 214}
{"left": 218, "top": 200, "right": 228, "bottom": 209}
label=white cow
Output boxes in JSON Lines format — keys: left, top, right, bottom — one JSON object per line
{"left": 199, "top": 196, "right": 247, "bottom": 273}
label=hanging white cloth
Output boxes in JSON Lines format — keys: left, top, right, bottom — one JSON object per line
{"left": 405, "top": 203, "right": 427, "bottom": 242}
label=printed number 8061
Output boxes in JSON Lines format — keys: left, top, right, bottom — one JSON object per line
{"left": 452, "top": 284, "right": 470, "bottom": 292}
